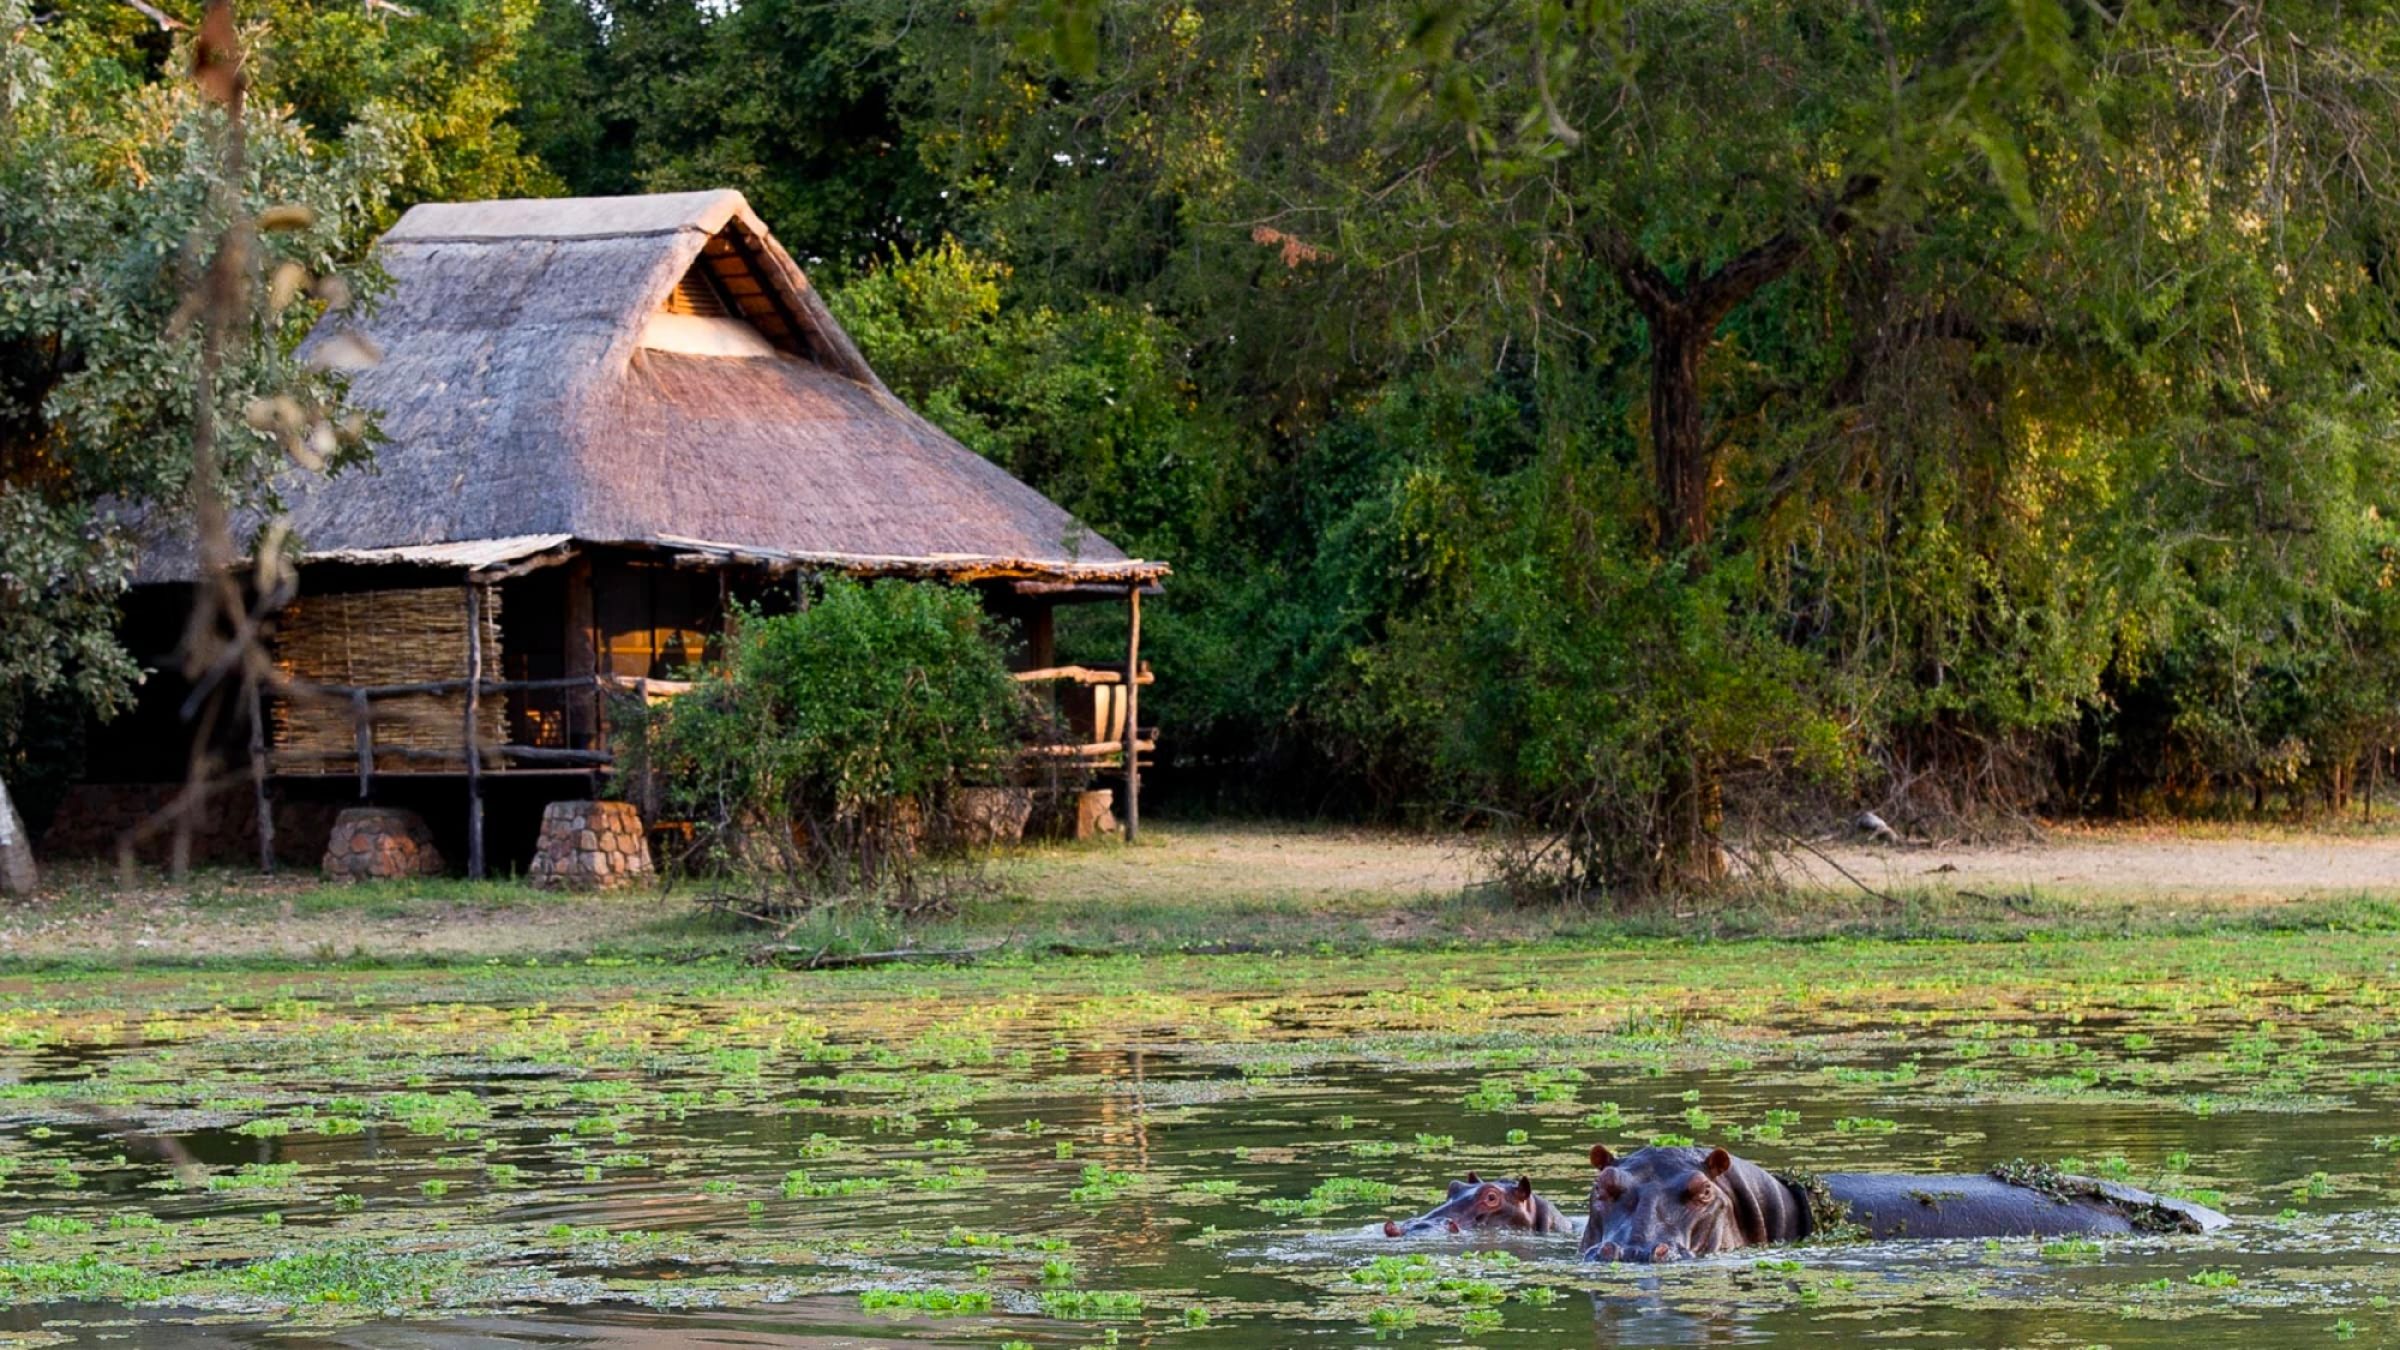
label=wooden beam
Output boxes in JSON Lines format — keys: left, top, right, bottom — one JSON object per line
{"left": 491, "top": 746, "right": 615, "bottom": 766}
{"left": 604, "top": 675, "right": 693, "bottom": 699}
{"left": 464, "top": 582, "right": 487, "bottom": 881}
{"left": 565, "top": 555, "right": 596, "bottom": 749}
{"left": 1023, "top": 738, "right": 1159, "bottom": 760}
{"left": 1013, "top": 665, "right": 1155, "bottom": 686}
{"left": 1124, "top": 586, "right": 1142, "bottom": 843}
{"left": 473, "top": 543, "right": 579, "bottom": 583}
{"left": 274, "top": 745, "right": 615, "bottom": 769}
{"left": 720, "top": 222, "right": 814, "bottom": 358}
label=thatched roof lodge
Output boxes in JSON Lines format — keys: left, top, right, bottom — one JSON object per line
{"left": 213, "top": 190, "right": 1161, "bottom": 586}
{"left": 92, "top": 190, "right": 1163, "bottom": 875}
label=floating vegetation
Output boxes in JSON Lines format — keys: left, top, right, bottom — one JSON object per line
{"left": 0, "top": 934, "right": 2396, "bottom": 1343}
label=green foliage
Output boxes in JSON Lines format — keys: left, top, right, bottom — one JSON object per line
{"left": 620, "top": 579, "right": 1041, "bottom": 906}
{"left": 829, "top": 239, "right": 1222, "bottom": 557}
{"left": 831, "top": 0, "right": 2400, "bottom": 868}
{"left": 508, "top": 0, "right": 951, "bottom": 271}
{"left": 250, "top": 0, "right": 553, "bottom": 217}
{"left": 1357, "top": 429, "right": 1854, "bottom": 892}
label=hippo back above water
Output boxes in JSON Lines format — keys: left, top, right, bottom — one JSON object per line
{"left": 1801, "top": 1169, "right": 2223, "bottom": 1240}
{"left": 1581, "top": 1144, "right": 2228, "bottom": 1263}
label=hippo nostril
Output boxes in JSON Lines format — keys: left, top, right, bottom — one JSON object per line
{"left": 1445, "top": 1219, "right": 1461, "bottom": 1233}
{"left": 1653, "top": 1243, "right": 1673, "bottom": 1263}
{"left": 1383, "top": 1221, "right": 1402, "bottom": 1238}
{"left": 1598, "top": 1242, "right": 1622, "bottom": 1261}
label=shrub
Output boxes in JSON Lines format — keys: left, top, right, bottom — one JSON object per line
{"left": 617, "top": 578, "right": 1050, "bottom": 910}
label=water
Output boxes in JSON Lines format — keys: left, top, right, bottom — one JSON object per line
{"left": 0, "top": 939, "right": 2395, "bottom": 1345}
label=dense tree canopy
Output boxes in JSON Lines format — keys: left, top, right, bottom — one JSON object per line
{"left": 511, "top": 0, "right": 950, "bottom": 269}
{"left": 857, "top": 0, "right": 2400, "bottom": 888}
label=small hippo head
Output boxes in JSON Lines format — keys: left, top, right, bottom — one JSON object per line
{"left": 1382, "top": 1173, "right": 1546, "bottom": 1238}
{"left": 1582, "top": 1144, "right": 1750, "bottom": 1263}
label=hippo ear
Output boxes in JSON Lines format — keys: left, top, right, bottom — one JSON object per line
{"left": 1464, "top": 1171, "right": 1480, "bottom": 1184}
{"left": 1512, "top": 1175, "right": 1534, "bottom": 1200}
{"left": 1703, "top": 1147, "right": 1733, "bottom": 1180}
{"left": 1447, "top": 1180, "right": 1469, "bottom": 1197}
{"left": 1590, "top": 1144, "right": 1616, "bottom": 1170}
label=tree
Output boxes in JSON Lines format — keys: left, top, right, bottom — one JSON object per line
{"left": 248, "top": 0, "right": 553, "bottom": 215}
{"left": 828, "top": 238, "right": 1221, "bottom": 556}
{"left": 0, "top": 0, "right": 390, "bottom": 766}
{"left": 510, "top": 0, "right": 954, "bottom": 272}
{"left": 927, "top": 0, "right": 2400, "bottom": 890}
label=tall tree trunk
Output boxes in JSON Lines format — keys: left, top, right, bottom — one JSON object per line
{"left": 0, "top": 774, "right": 36, "bottom": 897}
{"left": 1598, "top": 179, "right": 1875, "bottom": 894}
{"left": 1647, "top": 315, "right": 1727, "bottom": 890}
{"left": 1649, "top": 313, "right": 1713, "bottom": 557}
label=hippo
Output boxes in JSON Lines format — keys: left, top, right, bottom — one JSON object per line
{"left": 1581, "top": 1144, "right": 2230, "bottom": 1263}
{"left": 1384, "top": 1172, "right": 1576, "bottom": 1238}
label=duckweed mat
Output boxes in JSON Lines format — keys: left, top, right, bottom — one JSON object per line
{"left": 2, "top": 934, "right": 2397, "bottom": 1345}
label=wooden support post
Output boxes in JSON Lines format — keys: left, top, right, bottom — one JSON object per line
{"left": 246, "top": 676, "right": 275, "bottom": 874}
{"left": 1123, "top": 585, "right": 1141, "bottom": 843}
{"left": 564, "top": 555, "right": 596, "bottom": 748}
{"left": 464, "top": 582, "right": 487, "bottom": 881}
{"left": 352, "top": 688, "right": 373, "bottom": 801}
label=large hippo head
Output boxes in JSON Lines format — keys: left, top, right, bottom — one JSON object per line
{"left": 1383, "top": 1173, "right": 1551, "bottom": 1237}
{"left": 1581, "top": 1144, "right": 1804, "bottom": 1262}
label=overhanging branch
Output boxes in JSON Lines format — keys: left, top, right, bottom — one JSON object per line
{"left": 1693, "top": 175, "right": 1882, "bottom": 326}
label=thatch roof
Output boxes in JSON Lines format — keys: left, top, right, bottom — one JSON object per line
{"left": 135, "top": 190, "right": 1164, "bottom": 586}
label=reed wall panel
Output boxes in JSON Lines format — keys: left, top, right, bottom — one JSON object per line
{"left": 271, "top": 587, "right": 505, "bottom": 769}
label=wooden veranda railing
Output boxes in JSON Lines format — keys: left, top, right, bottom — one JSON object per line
{"left": 266, "top": 671, "right": 685, "bottom": 879}
{"left": 1015, "top": 664, "right": 1157, "bottom": 762}
{"left": 271, "top": 641, "right": 1159, "bottom": 879}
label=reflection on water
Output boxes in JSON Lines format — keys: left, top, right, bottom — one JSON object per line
{"left": 0, "top": 946, "right": 2395, "bottom": 1346}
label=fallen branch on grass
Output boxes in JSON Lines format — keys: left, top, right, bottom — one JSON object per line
{"left": 748, "top": 940, "right": 1009, "bottom": 970}
{"left": 1037, "top": 939, "right": 1281, "bottom": 957}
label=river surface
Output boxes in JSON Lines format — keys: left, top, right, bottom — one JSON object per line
{"left": 0, "top": 939, "right": 2395, "bottom": 1345}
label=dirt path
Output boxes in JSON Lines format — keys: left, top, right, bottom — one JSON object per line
{"left": 1794, "top": 827, "right": 2400, "bottom": 901}
{"left": 988, "top": 822, "right": 1483, "bottom": 906}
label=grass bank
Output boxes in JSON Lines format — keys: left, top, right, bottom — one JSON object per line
{"left": 7, "top": 821, "right": 2400, "bottom": 972}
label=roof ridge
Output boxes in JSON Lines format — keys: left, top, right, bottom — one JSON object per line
{"left": 388, "top": 225, "right": 715, "bottom": 245}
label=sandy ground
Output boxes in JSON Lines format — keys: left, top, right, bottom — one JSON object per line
{"left": 1053, "top": 821, "right": 2400, "bottom": 904}
{"left": 1794, "top": 826, "right": 2400, "bottom": 901}
{"left": 986, "top": 823, "right": 1485, "bottom": 906}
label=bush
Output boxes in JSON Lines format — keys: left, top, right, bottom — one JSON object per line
{"left": 617, "top": 578, "right": 1048, "bottom": 910}
{"left": 1369, "top": 462, "right": 1853, "bottom": 899}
